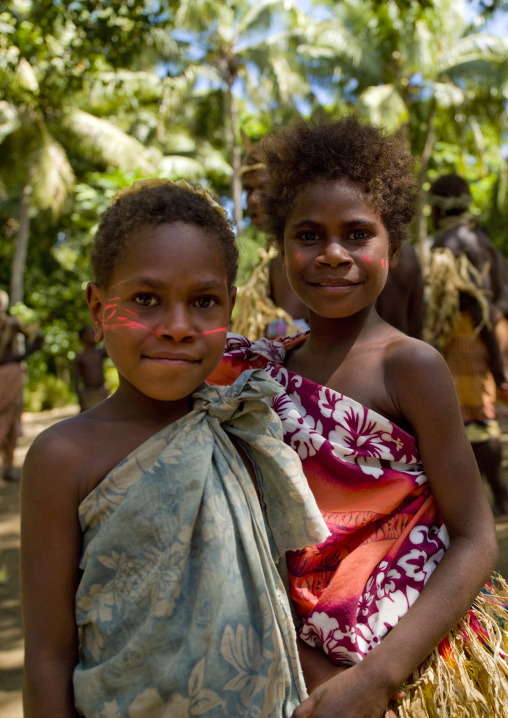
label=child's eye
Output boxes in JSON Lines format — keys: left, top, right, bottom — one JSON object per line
{"left": 349, "top": 229, "right": 371, "bottom": 241}
{"left": 194, "top": 296, "right": 217, "bottom": 309}
{"left": 299, "top": 231, "right": 319, "bottom": 242}
{"left": 134, "top": 294, "right": 159, "bottom": 307}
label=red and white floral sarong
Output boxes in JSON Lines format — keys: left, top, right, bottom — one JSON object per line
{"left": 209, "top": 332, "right": 450, "bottom": 665}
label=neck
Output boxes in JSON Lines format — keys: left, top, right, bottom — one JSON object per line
{"left": 305, "top": 304, "right": 380, "bottom": 352}
{"left": 109, "top": 379, "right": 195, "bottom": 428}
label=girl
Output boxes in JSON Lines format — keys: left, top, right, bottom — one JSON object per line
{"left": 20, "top": 178, "right": 329, "bottom": 718}
{"left": 209, "top": 117, "right": 508, "bottom": 717}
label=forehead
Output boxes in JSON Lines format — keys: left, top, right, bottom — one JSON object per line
{"left": 289, "top": 179, "right": 381, "bottom": 221}
{"left": 242, "top": 170, "right": 266, "bottom": 191}
{"left": 110, "top": 222, "right": 228, "bottom": 285}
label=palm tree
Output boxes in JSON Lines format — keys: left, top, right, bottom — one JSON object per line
{"left": 168, "top": 0, "right": 311, "bottom": 231}
{"left": 0, "top": 9, "right": 160, "bottom": 304}
{"left": 297, "top": 0, "right": 508, "bottom": 256}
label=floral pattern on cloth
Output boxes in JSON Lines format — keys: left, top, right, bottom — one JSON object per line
{"left": 208, "top": 334, "right": 451, "bottom": 667}
{"left": 73, "top": 369, "right": 329, "bottom": 718}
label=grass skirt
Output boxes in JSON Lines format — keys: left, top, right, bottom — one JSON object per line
{"left": 390, "top": 574, "right": 508, "bottom": 717}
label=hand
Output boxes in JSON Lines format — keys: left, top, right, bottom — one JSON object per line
{"left": 292, "top": 662, "right": 401, "bottom": 718}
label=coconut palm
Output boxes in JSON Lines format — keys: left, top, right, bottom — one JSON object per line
{"left": 168, "top": 0, "right": 311, "bottom": 230}
{"left": 0, "top": 9, "right": 159, "bottom": 305}
{"left": 298, "top": 0, "right": 508, "bottom": 252}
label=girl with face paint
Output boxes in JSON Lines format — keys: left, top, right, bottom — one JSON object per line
{"left": 210, "top": 117, "right": 508, "bottom": 718}
{"left": 20, "top": 179, "right": 328, "bottom": 718}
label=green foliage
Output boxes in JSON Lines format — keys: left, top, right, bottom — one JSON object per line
{"left": 236, "top": 223, "right": 267, "bottom": 285}
{"left": 24, "top": 374, "right": 74, "bottom": 412}
{"left": 1, "top": 0, "right": 508, "bottom": 412}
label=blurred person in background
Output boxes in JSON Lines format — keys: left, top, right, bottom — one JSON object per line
{"left": 0, "top": 290, "right": 43, "bottom": 481}
{"left": 232, "top": 133, "right": 308, "bottom": 340}
{"left": 425, "top": 174, "right": 508, "bottom": 517}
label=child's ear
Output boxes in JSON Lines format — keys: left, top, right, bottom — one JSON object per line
{"left": 86, "top": 282, "right": 106, "bottom": 343}
{"left": 389, "top": 245, "right": 401, "bottom": 269}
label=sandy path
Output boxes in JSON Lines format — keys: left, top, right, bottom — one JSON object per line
{"left": 0, "top": 406, "right": 78, "bottom": 718}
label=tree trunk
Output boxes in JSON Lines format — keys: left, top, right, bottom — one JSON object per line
{"left": 225, "top": 84, "right": 243, "bottom": 232}
{"left": 11, "top": 184, "right": 31, "bottom": 306}
{"left": 415, "top": 100, "right": 436, "bottom": 275}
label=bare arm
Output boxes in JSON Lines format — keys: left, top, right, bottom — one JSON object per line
{"left": 21, "top": 428, "right": 83, "bottom": 718}
{"left": 294, "top": 342, "right": 497, "bottom": 718}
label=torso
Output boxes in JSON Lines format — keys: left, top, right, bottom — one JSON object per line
{"left": 75, "top": 349, "right": 107, "bottom": 389}
{"left": 283, "top": 313, "right": 418, "bottom": 435}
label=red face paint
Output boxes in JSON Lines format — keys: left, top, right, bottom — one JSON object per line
{"left": 363, "top": 255, "right": 372, "bottom": 262}
{"left": 199, "top": 327, "right": 227, "bottom": 336}
{"left": 381, "top": 258, "right": 385, "bottom": 268}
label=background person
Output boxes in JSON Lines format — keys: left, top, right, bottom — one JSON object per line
{"left": 73, "top": 325, "right": 109, "bottom": 412}
{"left": 233, "top": 133, "right": 308, "bottom": 339}
{"left": 425, "top": 174, "right": 508, "bottom": 517}
{"left": 0, "top": 290, "right": 42, "bottom": 481}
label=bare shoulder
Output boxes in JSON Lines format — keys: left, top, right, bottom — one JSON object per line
{"left": 23, "top": 411, "right": 110, "bottom": 502}
{"left": 381, "top": 331, "right": 461, "bottom": 437}
{"left": 385, "top": 333, "right": 446, "bottom": 372}
{"left": 384, "top": 334, "right": 452, "bottom": 397}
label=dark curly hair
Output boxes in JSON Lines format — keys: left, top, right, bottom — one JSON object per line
{"left": 91, "top": 182, "right": 238, "bottom": 288}
{"left": 260, "top": 115, "right": 417, "bottom": 253}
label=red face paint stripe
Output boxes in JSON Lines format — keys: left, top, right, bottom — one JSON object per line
{"left": 199, "top": 327, "right": 227, "bottom": 336}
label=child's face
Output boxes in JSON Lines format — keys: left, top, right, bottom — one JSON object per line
{"left": 87, "top": 222, "right": 235, "bottom": 403}
{"left": 282, "top": 179, "right": 392, "bottom": 320}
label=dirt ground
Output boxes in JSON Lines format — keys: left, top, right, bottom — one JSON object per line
{"left": 0, "top": 406, "right": 78, "bottom": 718}
{"left": 2, "top": 409, "right": 508, "bottom": 717}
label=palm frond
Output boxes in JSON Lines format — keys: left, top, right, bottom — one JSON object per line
{"left": 29, "top": 132, "right": 75, "bottom": 218}
{"left": 358, "top": 84, "right": 409, "bottom": 131}
{"left": 157, "top": 155, "right": 207, "bottom": 180}
{"left": 433, "top": 81, "right": 464, "bottom": 107}
{"left": 15, "top": 57, "right": 39, "bottom": 93}
{"left": 439, "top": 33, "right": 508, "bottom": 72}
{"left": 61, "top": 109, "right": 158, "bottom": 173}
{"left": 0, "top": 101, "right": 20, "bottom": 143}
{"left": 237, "top": 0, "right": 293, "bottom": 37}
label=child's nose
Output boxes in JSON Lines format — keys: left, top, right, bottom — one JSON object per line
{"left": 155, "top": 306, "right": 196, "bottom": 342}
{"left": 319, "top": 240, "right": 353, "bottom": 267}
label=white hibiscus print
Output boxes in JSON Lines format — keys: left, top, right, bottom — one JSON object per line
{"left": 301, "top": 612, "right": 362, "bottom": 665}
{"left": 273, "top": 393, "right": 325, "bottom": 460}
{"left": 328, "top": 405, "right": 395, "bottom": 478}
{"left": 366, "top": 585, "right": 419, "bottom": 643}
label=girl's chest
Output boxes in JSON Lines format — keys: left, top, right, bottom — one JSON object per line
{"left": 283, "top": 348, "right": 408, "bottom": 433}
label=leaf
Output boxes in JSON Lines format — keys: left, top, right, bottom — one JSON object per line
{"left": 61, "top": 109, "right": 157, "bottom": 174}
{"left": 188, "top": 658, "right": 205, "bottom": 698}
{"left": 29, "top": 131, "right": 75, "bottom": 217}
{"left": 358, "top": 84, "right": 409, "bottom": 131}
{"left": 190, "top": 689, "right": 224, "bottom": 715}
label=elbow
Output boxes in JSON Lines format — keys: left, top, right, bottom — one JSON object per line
{"left": 477, "top": 526, "right": 499, "bottom": 580}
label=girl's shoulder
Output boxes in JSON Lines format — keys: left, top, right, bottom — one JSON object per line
{"left": 382, "top": 330, "right": 456, "bottom": 417}
{"left": 24, "top": 406, "right": 137, "bottom": 504}
{"left": 384, "top": 332, "right": 447, "bottom": 377}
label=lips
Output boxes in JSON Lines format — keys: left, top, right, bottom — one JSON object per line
{"left": 145, "top": 353, "right": 199, "bottom": 362}
{"left": 310, "top": 279, "right": 359, "bottom": 287}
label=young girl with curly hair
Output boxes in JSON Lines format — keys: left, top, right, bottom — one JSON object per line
{"left": 20, "top": 179, "right": 328, "bottom": 718}
{"left": 210, "top": 115, "right": 508, "bottom": 718}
